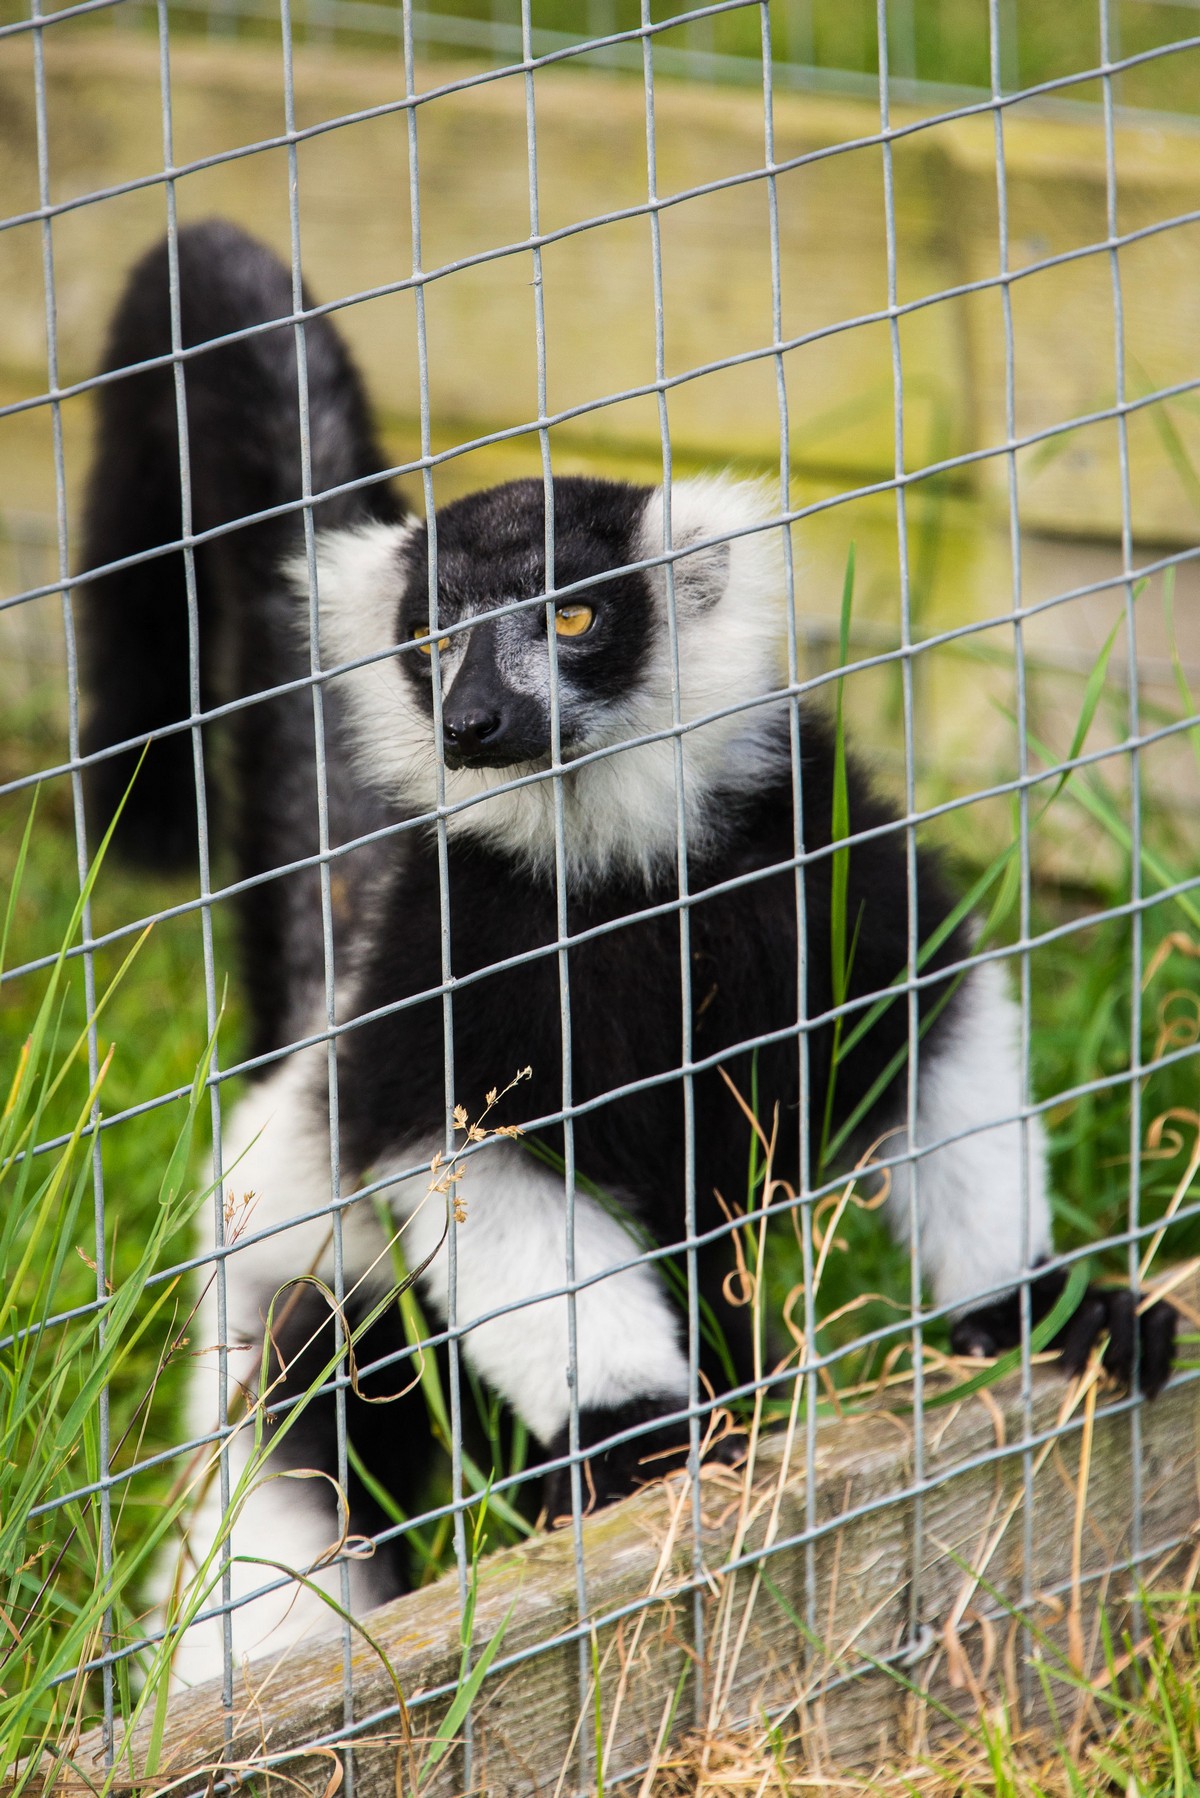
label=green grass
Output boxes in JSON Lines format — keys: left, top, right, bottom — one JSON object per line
{"left": 1, "top": 574, "right": 1197, "bottom": 1784}
{"left": 0, "top": 786, "right": 223, "bottom": 1787}
{"left": 0, "top": 787, "right": 239, "bottom": 1433}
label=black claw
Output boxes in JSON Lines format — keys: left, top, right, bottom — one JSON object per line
{"left": 1055, "top": 1287, "right": 1177, "bottom": 1398}
{"left": 1053, "top": 1292, "right": 1112, "bottom": 1378}
{"left": 1135, "top": 1298, "right": 1177, "bottom": 1399}
{"left": 1097, "top": 1289, "right": 1138, "bottom": 1385}
{"left": 953, "top": 1266, "right": 1178, "bottom": 1398}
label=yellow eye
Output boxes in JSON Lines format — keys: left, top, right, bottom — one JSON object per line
{"left": 414, "top": 624, "right": 451, "bottom": 655}
{"left": 554, "top": 604, "right": 594, "bottom": 638}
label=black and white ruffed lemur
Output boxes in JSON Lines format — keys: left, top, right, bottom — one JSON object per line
{"left": 78, "top": 221, "right": 1176, "bottom": 1685}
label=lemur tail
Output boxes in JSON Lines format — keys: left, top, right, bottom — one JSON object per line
{"left": 78, "top": 219, "right": 405, "bottom": 1057}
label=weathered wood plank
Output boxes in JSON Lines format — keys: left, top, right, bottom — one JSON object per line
{"left": 50, "top": 1274, "right": 1200, "bottom": 1797}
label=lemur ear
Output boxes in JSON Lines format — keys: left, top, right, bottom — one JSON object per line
{"left": 638, "top": 477, "right": 780, "bottom": 615}
{"left": 284, "top": 521, "right": 414, "bottom": 673}
{"left": 669, "top": 534, "right": 731, "bottom": 613}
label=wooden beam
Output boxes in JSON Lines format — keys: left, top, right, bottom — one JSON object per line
{"left": 50, "top": 1273, "right": 1200, "bottom": 1796}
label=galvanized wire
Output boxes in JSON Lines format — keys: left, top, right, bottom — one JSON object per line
{"left": 3, "top": 0, "right": 1199, "bottom": 1782}
{"left": 986, "top": 0, "right": 1038, "bottom": 1690}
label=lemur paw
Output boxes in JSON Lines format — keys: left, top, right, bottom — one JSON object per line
{"left": 1050, "top": 1285, "right": 1177, "bottom": 1396}
{"left": 542, "top": 1397, "right": 741, "bottom": 1522}
{"left": 951, "top": 1265, "right": 1177, "bottom": 1398}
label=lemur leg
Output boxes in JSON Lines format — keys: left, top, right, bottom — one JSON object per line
{"left": 881, "top": 960, "right": 1053, "bottom": 1312}
{"left": 165, "top": 1054, "right": 404, "bottom": 1686}
{"left": 886, "top": 960, "right": 1175, "bottom": 1394}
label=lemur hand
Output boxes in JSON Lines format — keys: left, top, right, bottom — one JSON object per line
{"left": 951, "top": 1263, "right": 1177, "bottom": 1398}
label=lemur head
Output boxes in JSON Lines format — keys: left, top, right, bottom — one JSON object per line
{"left": 299, "top": 473, "right": 789, "bottom": 879}
{"left": 395, "top": 478, "right": 659, "bottom": 773}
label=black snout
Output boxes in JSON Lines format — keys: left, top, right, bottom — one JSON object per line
{"left": 443, "top": 707, "right": 502, "bottom": 763}
{"left": 443, "top": 698, "right": 546, "bottom": 768}
{"left": 440, "top": 629, "right": 552, "bottom": 769}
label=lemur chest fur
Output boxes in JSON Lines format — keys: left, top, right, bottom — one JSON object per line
{"left": 334, "top": 718, "right": 967, "bottom": 1237}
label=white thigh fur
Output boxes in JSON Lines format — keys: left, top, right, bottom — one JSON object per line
{"left": 166, "top": 1048, "right": 393, "bottom": 1684}
{"left": 168, "top": 1050, "right": 687, "bottom": 1683}
{"left": 882, "top": 958, "right": 1052, "bottom": 1314}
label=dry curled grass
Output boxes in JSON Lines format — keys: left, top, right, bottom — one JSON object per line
{"left": 633, "top": 1548, "right": 1200, "bottom": 1797}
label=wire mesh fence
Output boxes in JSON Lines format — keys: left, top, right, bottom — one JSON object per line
{"left": 2, "top": 1, "right": 1200, "bottom": 1791}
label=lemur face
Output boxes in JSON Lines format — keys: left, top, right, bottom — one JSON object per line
{"left": 304, "top": 473, "right": 787, "bottom": 874}
{"left": 394, "top": 478, "right": 655, "bottom": 770}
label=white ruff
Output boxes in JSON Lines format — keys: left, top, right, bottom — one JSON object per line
{"left": 294, "top": 476, "right": 792, "bottom": 884}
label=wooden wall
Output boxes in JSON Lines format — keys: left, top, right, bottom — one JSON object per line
{"left": 1, "top": 33, "right": 1198, "bottom": 854}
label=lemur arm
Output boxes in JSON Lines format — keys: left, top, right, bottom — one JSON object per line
{"left": 893, "top": 960, "right": 1174, "bottom": 1394}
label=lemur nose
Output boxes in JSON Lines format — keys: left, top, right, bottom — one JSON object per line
{"left": 443, "top": 709, "right": 501, "bottom": 757}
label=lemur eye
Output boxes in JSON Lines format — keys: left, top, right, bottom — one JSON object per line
{"left": 413, "top": 624, "right": 451, "bottom": 655}
{"left": 554, "top": 604, "right": 594, "bottom": 638}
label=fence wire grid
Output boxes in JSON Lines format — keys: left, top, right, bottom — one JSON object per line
{"left": 2, "top": 0, "right": 1200, "bottom": 1792}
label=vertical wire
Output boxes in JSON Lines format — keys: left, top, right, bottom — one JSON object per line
{"left": 758, "top": 0, "right": 818, "bottom": 1646}
{"left": 400, "top": 9, "right": 474, "bottom": 1786}
{"left": 30, "top": 0, "right": 115, "bottom": 1750}
{"left": 639, "top": 0, "right": 706, "bottom": 1713}
{"left": 1098, "top": 0, "right": 1145, "bottom": 1597}
{"left": 154, "top": 0, "right": 232, "bottom": 1727}
{"left": 278, "top": 3, "right": 356, "bottom": 1779}
{"left": 875, "top": 0, "right": 926, "bottom": 1647}
{"left": 987, "top": 0, "right": 1037, "bottom": 1693}
{"left": 998, "top": 0, "right": 1019, "bottom": 92}
{"left": 518, "top": 3, "right": 593, "bottom": 1767}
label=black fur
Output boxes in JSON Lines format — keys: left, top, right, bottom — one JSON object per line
{"left": 337, "top": 718, "right": 966, "bottom": 1274}
{"left": 543, "top": 1399, "right": 744, "bottom": 1521}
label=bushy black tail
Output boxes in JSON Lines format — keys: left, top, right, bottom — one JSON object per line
{"left": 78, "top": 219, "right": 405, "bottom": 1056}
